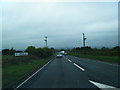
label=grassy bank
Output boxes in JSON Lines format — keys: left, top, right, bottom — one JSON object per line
{"left": 69, "top": 53, "right": 119, "bottom": 64}
{"left": 2, "top": 55, "right": 55, "bottom": 88}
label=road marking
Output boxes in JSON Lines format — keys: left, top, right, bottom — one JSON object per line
{"left": 73, "top": 63, "right": 85, "bottom": 71}
{"left": 68, "top": 59, "right": 72, "bottom": 63}
{"left": 64, "top": 57, "right": 72, "bottom": 63}
{"left": 64, "top": 56, "right": 84, "bottom": 71}
{"left": 63, "top": 56, "right": 67, "bottom": 59}
{"left": 15, "top": 60, "right": 51, "bottom": 90}
{"left": 89, "top": 80, "right": 120, "bottom": 90}
{"left": 63, "top": 56, "right": 72, "bottom": 63}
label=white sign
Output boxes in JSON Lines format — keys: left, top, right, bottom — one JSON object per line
{"left": 15, "top": 52, "right": 28, "bottom": 56}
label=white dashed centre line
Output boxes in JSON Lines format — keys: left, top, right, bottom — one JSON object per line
{"left": 73, "top": 63, "right": 85, "bottom": 71}
{"left": 63, "top": 56, "right": 72, "bottom": 63}
{"left": 64, "top": 56, "right": 85, "bottom": 71}
{"left": 68, "top": 59, "right": 72, "bottom": 63}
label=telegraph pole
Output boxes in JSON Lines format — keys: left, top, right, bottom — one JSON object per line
{"left": 44, "top": 36, "right": 47, "bottom": 47}
{"left": 82, "top": 33, "right": 87, "bottom": 47}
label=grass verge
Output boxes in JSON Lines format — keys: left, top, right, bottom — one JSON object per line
{"left": 69, "top": 53, "right": 119, "bottom": 64}
{"left": 2, "top": 55, "right": 55, "bottom": 88}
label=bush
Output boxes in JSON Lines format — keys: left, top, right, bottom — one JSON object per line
{"left": 2, "top": 48, "right": 16, "bottom": 55}
{"left": 25, "top": 46, "right": 55, "bottom": 58}
{"left": 25, "top": 46, "right": 36, "bottom": 55}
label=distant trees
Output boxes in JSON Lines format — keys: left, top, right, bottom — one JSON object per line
{"left": 25, "top": 46, "right": 36, "bottom": 55}
{"left": 59, "top": 49, "right": 67, "bottom": 52}
{"left": 2, "top": 48, "right": 16, "bottom": 55}
{"left": 71, "top": 46, "right": 91, "bottom": 52}
{"left": 2, "top": 46, "right": 55, "bottom": 58}
{"left": 25, "top": 46, "right": 55, "bottom": 58}
{"left": 69, "top": 46, "right": 119, "bottom": 56}
{"left": 71, "top": 46, "right": 120, "bottom": 52}
{"left": 113, "top": 46, "right": 120, "bottom": 50}
{"left": 101, "top": 47, "right": 110, "bottom": 50}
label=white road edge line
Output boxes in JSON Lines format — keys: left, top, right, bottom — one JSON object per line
{"left": 15, "top": 60, "right": 51, "bottom": 90}
{"left": 89, "top": 80, "right": 120, "bottom": 90}
{"left": 73, "top": 63, "right": 85, "bottom": 71}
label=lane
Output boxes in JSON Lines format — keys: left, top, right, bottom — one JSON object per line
{"left": 65, "top": 55, "right": 119, "bottom": 88}
{"left": 18, "top": 57, "right": 100, "bottom": 88}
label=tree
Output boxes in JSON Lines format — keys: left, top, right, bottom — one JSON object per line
{"left": 113, "top": 46, "right": 120, "bottom": 50}
{"left": 25, "top": 46, "right": 36, "bottom": 55}
{"left": 2, "top": 49, "right": 10, "bottom": 55}
{"left": 101, "top": 47, "right": 109, "bottom": 50}
{"left": 10, "top": 48, "right": 16, "bottom": 55}
{"left": 25, "top": 46, "right": 55, "bottom": 58}
{"left": 2, "top": 48, "right": 16, "bottom": 55}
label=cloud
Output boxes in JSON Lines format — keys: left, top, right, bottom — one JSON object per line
{"left": 1, "top": 2, "right": 118, "bottom": 50}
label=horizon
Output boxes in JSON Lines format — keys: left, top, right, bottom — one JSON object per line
{"left": 1, "top": 45, "right": 118, "bottom": 51}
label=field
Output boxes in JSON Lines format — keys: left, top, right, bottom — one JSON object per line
{"left": 2, "top": 55, "right": 55, "bottom": 88}
{"left": 69, "top": 49, "right": 119, "bottom": 64}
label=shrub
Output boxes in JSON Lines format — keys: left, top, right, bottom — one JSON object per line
{"left": 25, "top": 46, "right": 55, "bottom": 58}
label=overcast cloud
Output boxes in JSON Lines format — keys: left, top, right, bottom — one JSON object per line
{"left": 1, "top": 2, "right": 118, "bottom": 50}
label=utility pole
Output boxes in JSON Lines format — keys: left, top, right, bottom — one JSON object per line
{"left": 44, "top": 36, "right": 47, "bottom": 47}
{"left": 82, "top": 33, "right": 87, "bottom": 47}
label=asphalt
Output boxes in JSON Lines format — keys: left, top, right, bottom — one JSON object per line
{"left": 65, "top": 55, "right": 120, "bottom": 88}
{"left": 17, "top": 55, "right": 119, "bottom": 89}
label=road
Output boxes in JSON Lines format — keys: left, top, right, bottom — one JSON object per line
{"left": 16, "top": 55, "right": 119, "bottom": 89}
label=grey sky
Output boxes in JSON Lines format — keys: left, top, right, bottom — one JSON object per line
{"left": 1, "top": 2, "right": 118, "bottom": 50}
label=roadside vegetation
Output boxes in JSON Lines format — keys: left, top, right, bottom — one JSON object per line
{"left": 2, "top": 46, "right": 55, "bottom": 88}
{"left": 69, "top": 46, "right": 120, "bottom": 64}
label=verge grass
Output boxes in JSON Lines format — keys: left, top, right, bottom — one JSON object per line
{"left": 2, "top": 55, "right": 14, "bottom": 61}
{"left": 2, "top": 55, "right": 54, "bottom": 88}
{"left": 69, "top": 53, "right": 119, "bottom": 63}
